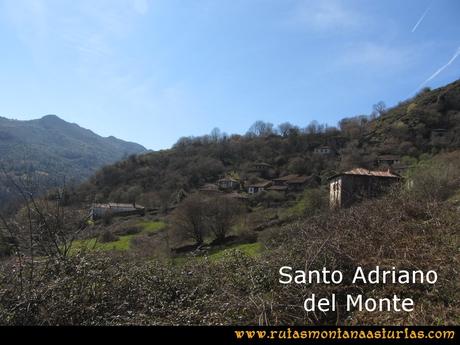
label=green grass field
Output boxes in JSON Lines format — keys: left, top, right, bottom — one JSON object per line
{"left": 139, "top": 220, "right": 166, "bottom": 233}
{"left": 206, "top": 242, "right": 263, "bottom": 261}
{"left": 69, "top": 220, "right": 166, "bottom": 253}
{"left": 172, "top": 242, "right": 264, "bottom": 265}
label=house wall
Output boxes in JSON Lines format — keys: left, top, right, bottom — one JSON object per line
{"left": 329, "top": 177, "right": 342, "bottom": 208}
{"left": 248, "top": 186, "right": 265, "bottom": 194}
{"left": 219, "top": 181, "right": 240, "bottom": 190}
{"left": 314, "top": 148, "right": 331, "bottom": 154}
{"left": 330, "top": 175, "right": 399, "bottom": 208}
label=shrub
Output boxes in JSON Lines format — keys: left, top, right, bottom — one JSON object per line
{"left": 0, "top": 191, "right": 458, "bottom": 326}
{"left": 116, "top": 226, "right": 141, "bottom": 236}
{"left": 290, "top": 187, "right": 328, "bottom": 217}
{"left": 98, "top": 231, "right": 119, "bottom": 243}
{"left": 406, "top": 151, "right": 460, "bottom": 202}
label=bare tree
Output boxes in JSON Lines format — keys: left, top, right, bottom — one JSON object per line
{"left": 372, "top": 101, "right": 387, "bottom": 117}
{"left": 247, "top": 121, "right": 274, "bottom": 137}
{"left": 205, "top": 196, "right": 242, "bottom": 243}
{"left": 210, "top": 127, "right": 223, "bottom": 142}
{"left": 304, "top": 120, "right": 325, "bottom": 134}
{"left": 277, "top": 122, "right": 298, "bottom": 137}
{"left": 171, "top": 194, "right": 208, "bottom": 245}
{"left": 0, "top": 166, "right": 88, "bottom": 257}
{"left": 0, "top": 166, "right": 88, "bottom": 296}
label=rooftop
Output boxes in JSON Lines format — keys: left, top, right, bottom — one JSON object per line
{"left": 218, "top": 177, "right": 239, "bottom": 183}
{"left": 92, "top": 203, "right": 145, "bottom": 210}
{"left": 248, "top": 180, "right": 272, "bottom": 188}
{"left": 329, "top": 168, "right": 400, "bottom": 180}
{"left": 273, "top": 174, "right": 309, "bottom": 184}
{"left": 267, "top": 185, "right": 288, "bottom": 191}
{"left": 199, "top": 183, "right": 219, "bottom": 191}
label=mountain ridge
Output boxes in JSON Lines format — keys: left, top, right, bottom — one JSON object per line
{"left": 0, "top": 114, "right": 147, "bottom": 209}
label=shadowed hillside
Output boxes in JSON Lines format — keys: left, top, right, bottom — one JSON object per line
{"left": 0, "top": 115, "right": 147, "bottom": 209}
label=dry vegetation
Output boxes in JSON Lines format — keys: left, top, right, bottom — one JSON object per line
{"left": 0, "top": 158, "right": 458, "bottom": 325}
{"left": 0, "top": 81, "right": 459, "bottom": 325}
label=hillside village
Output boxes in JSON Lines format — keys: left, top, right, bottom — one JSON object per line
{"left": 77, "top": 80, "right": 460, "bottom": 218}
{"left": 0, "top": 80, "right": 459, "bottom": 326}
{"left": 90, "top": 155, "right": 404, "bottom": 221}
{"left": 70, "top": 80, "right": 460, "bottom": 261}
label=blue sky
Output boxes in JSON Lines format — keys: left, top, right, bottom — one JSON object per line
{"left": 0, "top": 0, "right": 459, "bottom": 150}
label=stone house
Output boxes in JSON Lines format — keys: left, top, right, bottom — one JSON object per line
{"left": 328, "top": 168, "right": 400, "bottom": 208}
{"left": 271, "top": 174, "right": 310, "bottom": 192}
{"left": 313, "top": 146, "right": 333, "bottom": 155}
{"left": 90, "top": 203, "right": 145, "bottom": 220}
{"left": 247, "top": 180, "right": 272, "bottom": 194}
{"left": 217, "top": 178, "right": 240, "bottom": 191}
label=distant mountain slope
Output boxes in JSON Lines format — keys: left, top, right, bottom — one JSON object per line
{"left": 0, "top": 115, "right": 147, "bottom": 207}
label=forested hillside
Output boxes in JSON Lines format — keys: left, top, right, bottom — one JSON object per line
{"left": 0, "top": 115, "right": 146, "bottom": 209}
{"left": 1, "top": 81, "right": 459, "bottom": 326}
{"left": 78, "top": 80, "right": 460, "bottom": 207}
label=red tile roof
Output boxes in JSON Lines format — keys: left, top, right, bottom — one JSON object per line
{"left": 248, "top": 181, "right": 272, "bottom": 188}
{"left": 92, "top": 203, "right": 145, "bottom": 210}
{"left": 267, "top": 185, "right": 288, "bottom": 191}
{"left": 331, "top": 168, "right": 400, "bottom": 179}
{"left": 218, "top": 178, "right": 239, "bottom": 183}
{"left": 199, "top": 184, "right": 221, "bottom": 192}
{"left": 273, "top": 174, "right": 309, "bottom": 183}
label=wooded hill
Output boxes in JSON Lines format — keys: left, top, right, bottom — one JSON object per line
{"left": 1, "top": 81, "right": 459, "bottom": 326}
{"left": 0, "top": 115, "right": 146, "bottom": 209}
{"left": 78, "top": 79, "right": 460, "bottom": 208}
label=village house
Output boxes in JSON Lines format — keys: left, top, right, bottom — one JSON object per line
{"left": 271, "top": 174, "right": 310, "bottom": 192}
{"left": 389, "top": 164, "right": 409, "bottom": 175}
{"left": 250, "top": 162, "right": 273, "bottom": 172}
{"left": 247, "top": 180, "right": 272, "bottom": 194}
{"left": 376, "top": 155, "right": 401, "bottom": 167}
{"left": 328, "top": 168, "right": 400, "bottom": 208}
{"left": 199, "top": 183, "right": 221, "bottom": 194}
{"left": 376, "top": 155, "right": 409, "bottom": 175}
{"left": 313, "top": 145, "right": 332, "bottom": 155}
{"left": 90, "top": 203, "right": 145, "bottom": 220}
{"left": 266, "top": 185, "right": 288, "bottom": 192}
{"left": 217, "top": 178, "right": 240, "bottom": 191}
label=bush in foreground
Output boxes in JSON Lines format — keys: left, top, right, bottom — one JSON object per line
{"left": 0, "top": 188, "right": 458, "bottom": 325}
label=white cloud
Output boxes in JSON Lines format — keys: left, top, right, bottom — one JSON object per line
{"left": 288, "top": 0, "right": 364, "bottom": 31}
